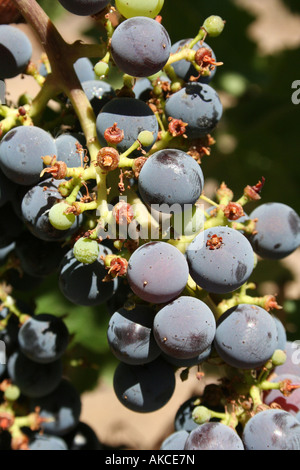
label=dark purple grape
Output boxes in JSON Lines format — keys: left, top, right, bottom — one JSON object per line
{"left": 18, "top": 313, "right": 69, "bottom": 364}
{"left": 263, "top": 374, "right": 300, "bottom": 415}
{"left": 55, "top": 132, "right": 87, "bottom": 167}
{"left": 160, "top": 430, "right": 189, "bottom": 450}
{"left": 133, "top": 77, "right": 154, "bottom": 101}
{"left": 15, "top": 231, "right": 67, "bottom": 278}
{"left": 165, "top": 82, "right": 222, "bottom": 139}
{"left": 162, "top": 345, "right": 212, "bottom": 368}
{"left": 0, "top": 169, "right": 18, "bottom": 208}
{"left": 242, "top": 409, "right": 300, "bottom": 450}
{"left": 0, "top": 126, "right": 57, "bottom": 186}
{"left": 272, "top": 315, "right": 287, "bottom": 351}
{"left": 0, "top": 203, "right": 24, "bottom": 248}
{"left": 126, "top": 241, "right": 189, "bottom": 304}
{"left": 214, "top": 304, "right": 278, "bottom": 369}
{"left": 58, "top": 0, "right": 110, "bottom": 16}
{"left": 21, "top": 178, "right": 83, "bottom": 242}
{"left": 184, "top": 422, "right": 244, "bottom": 450}
{"left": 64, "top": 422, "right": 103, "bottom": 450}
{"left": 187, "top": 226, "right": 255, "bottom": 294}
{"left": 113, "top": 357, "right": 176, "bottom": 413}
{"left": 138, "top": 149, "right": 204, "bottom": 213}
{"left": 30, "top": 379, "right": 82, "bottom": 436}
{"left": 7, "top": 350, "right": 63, "bottom": 398}
{"left": 59, "top": 245, "right": 118, "bottom": 306}
{"left": 111, "top": 17, "right": 171, "bottom": 77}
{"left": 153, "top": 296, "right": 216, "bottom": 359}
{"left": 107, "top": 304, "right": 161, "bottom": 365}
{"left": 171, "top": 39, "right": 217, "bottom": 83}
{"left": 82, "top": 79, "right": 116, "bottom": 115}
{"left": 248, "top": 203, "right": 300, "bottom": 259}
{"left": 28, "top": 434, "right": 68, "bottom": 450}
{"left": 0, "top": 25, "right": 32, "bottom": 79}
{"left": 96, "top": 97, "right": 158, "bottom": 154}
{"left": 73, "top": 57, "right": 95, "bottom": 82}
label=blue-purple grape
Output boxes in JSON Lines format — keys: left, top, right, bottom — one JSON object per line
{"left": 186, "top": 226, "right": 255, "bottom": 294}
{"left": 82, "top": 79, "right": 116, "bottom": 115}
{"left": 272, "top": 315, "right": 287, "bottom": 351}
{"left": 0, "top": 25, "right": 32, "bottom": 79}
{"left": 248, "top": 202, "right": 300, "bottom": 260}
{"left": 28, "top": 434, "right": 68, "bottom": 451}
{"left": 18, "top": 313, "right": 69, "bottom": 364}
{"left": 214, "top": 304, "right": 278, "bottom": 369}
{"left": 263, "top": 373, "right": 300, "bottom": 415}
{"left": 59, "top": 244, "right": 118, "bottom": 306}
{"left": 110, "top": 17, "right": 171, "bottom": 77}
{"left": 30, "top": 379, "right": 82, "bottom": 436}
{"left": 171, "top": 39, "right": 217, "bottom": 83}
{"left": 113, "top": 357, "right": 176, "bottom": 412}
{"left": 138, "top": 149, "right": 204, "bottom": 214}
{"left": 162, "top": 345, "right": 212, "bottom": 368}
{"left": 96, "top": 97, "right": 158, "bottom": 154}
{"left": 165, "top": 82, "right": 222, "bottom": 139}
{"left": 15, "top": 231, "right": 67, "bottom": 278}
{"left": 55, "top": 133, "right": 87, "bottom": 167}
{"left": 21, "top": 178, "right": 83, "bottom": 242}
{"left": 153, "top": 296, "right": 216, "bottom": 359}
{"left": 7, "top": 350, "right": 63, "bottom": 398}
{"left": 107, "top": 304, "right": 161, "bottom": 365}
{"left": 58, "top": 0, "right": 110, "bottom": 16}
{"left": 242, "top": 409, "right": 300, "bottom": 450}
{"left": 185, "top": 422, "right": 244, "bottom": 450}
{"left": 126, "top": 241, "right": 189, "bottom": 304}
{"left": 64, "top": 422, "right": 103, "bottom": 450}
{"left": 0, "top": 126, "right": 57, "bottom": 186}
{"left": 73, "top": 57, "right": 95, "bottom": 82}
{"left": 0, "top": 169, "right": 18, "bottom": 208}
{"left": 0, "top": 203, "right": 24, "bottom": 248}
{"left": 160, "top": 430, "right": 189, "bottom": 450}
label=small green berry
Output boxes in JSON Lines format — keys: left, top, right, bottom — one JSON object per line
{"left": 271, "top": 349, "right": 287, "bottom": 367}
{"left": 73, "top": 237, "right": 100, "bottom": 264}
{"left": 49, "top": 202, "right": 76, "bottom": 230}
{"left": 192, "top": 405, "right": 212, "bottom": 424}
{"left": 138, "top": 130, "right": 154, "bottom": 147}
{"left": 203, "top": 15, "right": 225, "bottom": 37}
{"left": 4, "top": 385, "right": 21, "bottom": 402}
{"left": 94, "top": 61, "right": 109, "bottom": 78}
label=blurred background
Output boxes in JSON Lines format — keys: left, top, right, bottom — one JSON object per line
{"left": 3, "top": 0, "right": 300, "bottom": 450}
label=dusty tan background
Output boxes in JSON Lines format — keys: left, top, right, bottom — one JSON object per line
{"left": 3, "top": 0, "right": 300, "bottom": 450}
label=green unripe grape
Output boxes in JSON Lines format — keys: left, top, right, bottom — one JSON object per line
{"left": 73, "top": 237, "right": 100, "bottom": 264}
{"left": 4, "top": 385, "right": 21, "bottom": 402}
{"left": 115, "top": 0, "right": 164, "bottom": 19}
{"left": 49, "top": 201, "right": 76, "bottom": 230}
{"left": 271, "top": 349, "right": 287, "bottom": 367}
{"left": 138, "top": 130, "right": 154, "bottom": 147}
{"left": 192, "top": 406, "right": 212, "bottom": 424}
{"left": 203, "top": 15, "right": 225, "bottom": 37}
{"left": 94, "top": 61, "right": 109, "bottom": 78}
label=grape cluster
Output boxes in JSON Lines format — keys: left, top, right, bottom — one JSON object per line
{"left": 0, "top": 0, "right": 300, "bottom": 452}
